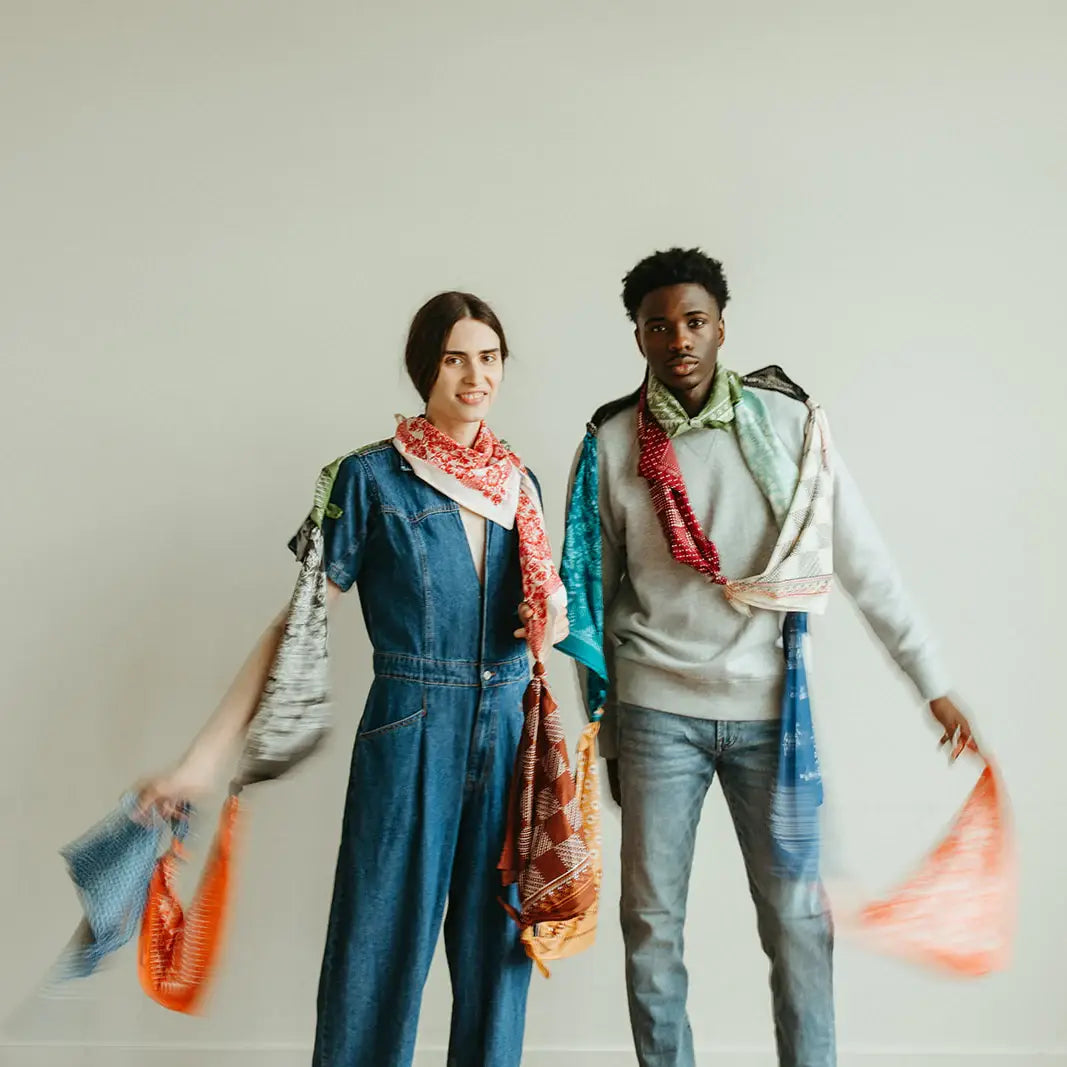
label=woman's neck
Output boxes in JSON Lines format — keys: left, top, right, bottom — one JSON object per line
{"left": 425, "top": 411, "right": 480, "bottom": 448}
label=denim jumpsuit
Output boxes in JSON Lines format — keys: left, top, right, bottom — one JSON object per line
{"left": 308, "top": 440, "right": 534, "bottom": 1067}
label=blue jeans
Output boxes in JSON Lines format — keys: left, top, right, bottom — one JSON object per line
{"left": 617, "top": 704, "right": 835, "bottom": 1067}
{"left": 312, "top": 658, "right": 533, "bottom": 1067}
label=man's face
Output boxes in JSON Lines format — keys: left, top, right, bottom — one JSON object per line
{"left": 634, "top": 283, "right": 725, "bottom": 406}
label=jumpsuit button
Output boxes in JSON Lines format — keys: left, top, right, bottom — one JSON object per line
{"left": 482, "top": 670, "right": 494, "bottom": 681}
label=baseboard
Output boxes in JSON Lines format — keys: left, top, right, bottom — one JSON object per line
{"left": 1, "top": 1044, "right": 1065, "bottom": 1066}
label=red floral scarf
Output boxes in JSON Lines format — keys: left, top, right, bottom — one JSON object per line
{"left": 392, "top": 416, "right": 562, "bottom": 658}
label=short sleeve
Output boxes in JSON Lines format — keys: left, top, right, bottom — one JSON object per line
{"left": 288, "top": 453, "right": 376, "bottom": 592}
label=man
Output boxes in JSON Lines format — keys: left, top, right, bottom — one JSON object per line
{"left": 556, "top": 248, "right": 976, "bottom": 1067}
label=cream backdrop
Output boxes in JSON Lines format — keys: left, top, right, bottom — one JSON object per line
{"left": 2, "top": 2, "right": 1064, "bottom": 1065}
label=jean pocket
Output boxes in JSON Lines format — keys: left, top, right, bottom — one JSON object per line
{"left": 358, "top": 707, "right": 426, "bottom": 740}
{"left": 357, "top": 677, "right": 427, "bottom": 741}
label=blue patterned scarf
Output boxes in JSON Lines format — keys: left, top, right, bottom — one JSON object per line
{"left": 51, "top": 794, "right": 186, "bottom": 982}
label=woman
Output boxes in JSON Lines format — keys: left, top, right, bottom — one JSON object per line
{"left": 137, "top": 291, "right": 567, "bottom": 1066}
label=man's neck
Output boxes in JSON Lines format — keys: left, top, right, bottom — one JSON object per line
{"left": 665, "top": 375, "right": 715, "bottom": 418}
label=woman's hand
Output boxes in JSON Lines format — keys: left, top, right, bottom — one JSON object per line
{"left": 134, "top": 757, "right": 218, "bottom": 821}
{"left": 513, "top": 602, "right": 570, "bottom": 645}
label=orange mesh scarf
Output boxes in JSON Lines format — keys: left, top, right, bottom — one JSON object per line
{"left": 138, "top": 795, "right": 240, "bottom": 1013}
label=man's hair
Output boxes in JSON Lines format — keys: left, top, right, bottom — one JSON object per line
{"left": 621, "top": 247, "right": 730, "bottom": 322}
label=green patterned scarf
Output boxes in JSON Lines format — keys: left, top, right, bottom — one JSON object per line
{"left": 644, "top": 363, "right": 744, "bottom": 438}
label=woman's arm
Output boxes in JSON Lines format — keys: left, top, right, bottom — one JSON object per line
{"left": 136, "top": 581, "right": 343, "bottom": 815}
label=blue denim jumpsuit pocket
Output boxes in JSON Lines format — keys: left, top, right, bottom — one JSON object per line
{"left": 308, "top": 442, "right": 535, "bottom": 1067}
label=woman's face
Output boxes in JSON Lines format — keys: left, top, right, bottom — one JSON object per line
{"left": 425, "top": 317, "right": 504, "bottom": 428}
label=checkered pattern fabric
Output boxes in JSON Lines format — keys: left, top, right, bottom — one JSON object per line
{"left": 517, "top": 719, "right": 603, "bottom": 975}
{"left": 498, "top": 663, "right": 597, "bottom": 929}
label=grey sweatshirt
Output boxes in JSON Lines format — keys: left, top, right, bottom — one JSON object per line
{"left": 593, "top": 385, "right": 950, "bottom": 759}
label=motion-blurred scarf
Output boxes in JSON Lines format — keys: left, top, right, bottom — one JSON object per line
{"left": 54, "top": 458, "right": 340, "bottom": 1009}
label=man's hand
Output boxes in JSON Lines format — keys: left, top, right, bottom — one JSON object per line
{"left": 929, "top": 696, "right": 979, "bottom": 760}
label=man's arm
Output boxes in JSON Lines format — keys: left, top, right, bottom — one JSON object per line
{"left": 833, "top": 447, "right": 977, "bottom": 756}
{"left": 597, "top": 461, "right": 626, "bottom": 760}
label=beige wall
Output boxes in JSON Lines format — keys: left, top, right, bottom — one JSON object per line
{"left": 2, "top": 1, "right": 1065, "bottom": 1063}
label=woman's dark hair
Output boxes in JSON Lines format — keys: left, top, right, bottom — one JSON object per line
{"left": 404, "top": 291, "right": 509, "bottom": 402}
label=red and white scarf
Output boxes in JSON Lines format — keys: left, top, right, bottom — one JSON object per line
{"left": 637, "top": 388, "right": 728, "bottom": 584}
{"left": 392, "top": 416, "right": 565, "bottom": 661}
